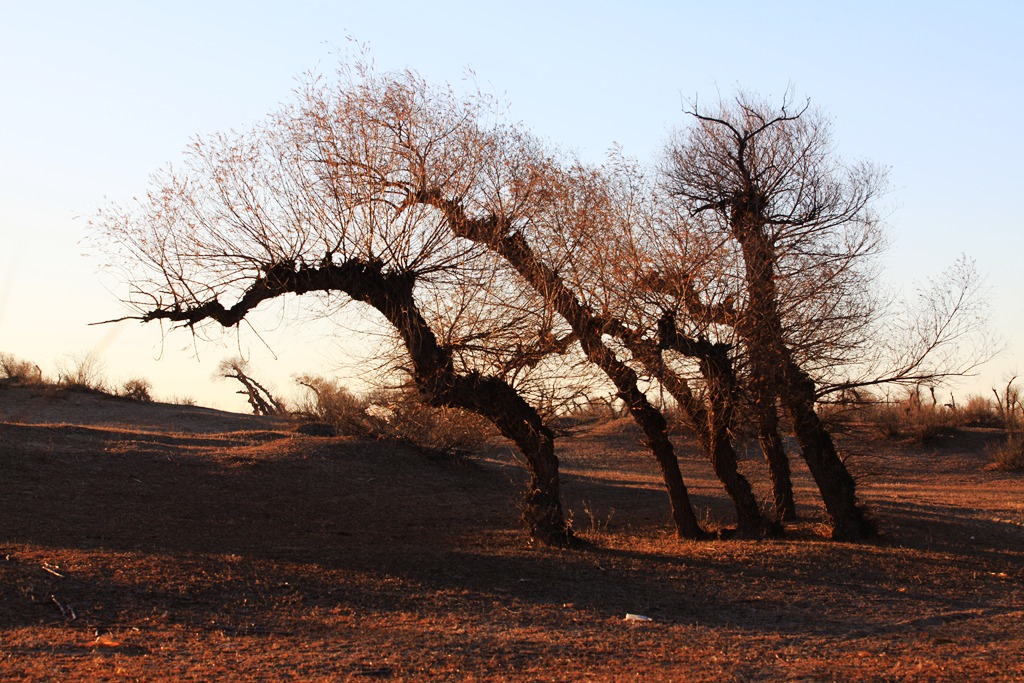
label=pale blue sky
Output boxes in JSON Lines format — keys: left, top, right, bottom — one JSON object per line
{"left": 1, "top": 1, "right": 1021, "bottom": 410}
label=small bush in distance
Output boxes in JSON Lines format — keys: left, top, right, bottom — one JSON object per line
{"left": 867, "top": 386, "right": 956, "bottom": 442}
{"left": 0, "top": 353, "right": 43, "bottom": 385}
{"left": 955, "top": 394, "right": 1001, "bottom": 427}
{"left": 988, "top": 430, "right": 1024, "bottom": 471}
{"left": 120, "top": 377, "right": 153, "bottom": 402}
{"left": 370, "top": 387, "right": 495, "bottom": 457}
{"left": 295, "top": 375, "right": 374, "bottom": 437}
{"left": 56, "top": 352, "right": 109, "bottom": 394}
{"left": 297, "top": 375, "right": 496, "bottom": 455}
{"left": 988, "top": 378, "right": 1024, "bottom": 470}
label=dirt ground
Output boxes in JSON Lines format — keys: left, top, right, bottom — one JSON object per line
{"left": 2, "top": 384, "right": 1022, "bottom": 681}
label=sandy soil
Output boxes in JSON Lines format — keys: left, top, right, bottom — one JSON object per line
{"left": 2, "top": 383, "right": 1022, "bottom": 681}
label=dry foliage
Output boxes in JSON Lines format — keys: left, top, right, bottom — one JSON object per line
{"left": 295, "top": 374, "right": 375, "bottom": 436}
{"left": 55, "top": 352, "right": 109, "bottom": 394}
{"left": 119, "top": 378, "right": 154, "bottom": 402}
{"left": 0, "top": 353, "right": 44, "bottom": 385}
{"left": 90, "top": 59, "right": 996, "bottom": 544}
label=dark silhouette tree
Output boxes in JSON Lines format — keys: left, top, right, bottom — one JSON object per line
{"left": 94, "top": 91, "right": 573, "bottom": 545}
{"left": 279, "top": 63, "right": 717, "bottom": 538}
{"left": 663, "top": 94, "right": 885, "bottom": 539}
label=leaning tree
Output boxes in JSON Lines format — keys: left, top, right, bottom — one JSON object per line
{"left": 94, "top": 82, "right": 575, "bottom": 545}
{"left": 662, "top": 94, "right": 887, "bottom": 539}
{"left": 514, "top": 155, "right": 775, "bottom": 538}
{"left": 295, "top": 70, "right": 712, "bottom": 540}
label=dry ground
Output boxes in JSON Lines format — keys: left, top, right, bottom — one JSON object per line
{"left": 1, "top": 383, "right": 1022, "bottom": 681}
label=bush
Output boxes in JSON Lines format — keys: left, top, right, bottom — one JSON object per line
{"left": 988, "top": 430, "right": 1024, "bottom": 471}
{"left": 955, "top": 394, "right": 1002, "bottom": 427}
{"left": 120, "top": 377, "right": 154, "bottom": 402}
{"left": 295, "top": 375, "right": 374, "bottom": 436}
{"left": 0, "top": 353, "right": 43, "bottom": 385}
{"left": 296, "top": 375, "right": 494, "bottom": 456}
{"left": 988, "top": 378, "right": 1024, "bottom": 470}
{"left": 56, "top": 352, "right": 109, "bottom": 394}
{"left": 866, "top": 387, "right": 956, "bottom": 442}
{"left": 370, "top": 387, "right": 495, "bottom": 457}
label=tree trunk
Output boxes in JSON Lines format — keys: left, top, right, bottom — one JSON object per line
{"left": 781, "top": 360, "right": 875, "bottom": 540}
{"left": 700, "top": 344, "right": 776, "bottom": 537}
{"left": 422, "top": 193, "right": 708, "bottom": 540}
{"left": 349, "top": 266, "right": 574, "bottom": 546}
{"left": 458, "top": 375, "right": 568, "bottom": 546}
{"left": 753, "top": 389, "right": 797, "bottom": 521}
{"left": 144, "top": 258, "right": 573, "bottom": 546}
{"left": 737, "top": 228, "right": 872, "bottom": 540}
{"left": 617, "top": 374, "right": 708, "bottom": 539}
{"left": 644, "top": 325, "right": 772, "bottom": 538}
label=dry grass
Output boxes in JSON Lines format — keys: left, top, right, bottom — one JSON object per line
{"left": 2, "top": 385, "right": 1023, "bottom": 681}
{"left": 297, "top": 377, "right": 495, "bottom": 457}
{"left": 989, "top": 430, "right": 1024, "bottom": 471}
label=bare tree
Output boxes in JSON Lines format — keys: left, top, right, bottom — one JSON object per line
{"left": 219, "top": 357, "right": 285, "bottom": 416}
{"left": 287, "top": 64, "right": 722, "bottom": 538}
{"left": 663, "top": 93, "right": 885, "bottom": 539}
{"left": 93, "top": 75, "right": 574, "bottom": 546}
{"left": 815, "top": 255, "right": 996, "bottom": 399}
{"left": 529, "top": 157, "right": 775, "bottom": 538}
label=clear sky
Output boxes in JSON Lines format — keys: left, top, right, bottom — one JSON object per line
{"left": 2, "top": 1, "right": 1021, "bottom": 411}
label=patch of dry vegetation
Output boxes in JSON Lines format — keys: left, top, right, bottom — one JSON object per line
{"left": 295, "top": 375, "right": 496, "bottom": 458}
{"left": 2, "top": 386, "right": 1023, "bottom": 680}
{"left": 823, "top": 384, "right": 1023, "bottom": 468}
{"left": 2, "top": 352, "right": 155, "bottom": 404}
{"left": 987, "top": 379, "right": 1024, "bottom": 471}
{"left": 0, "top": 353, "right": 43, "bottom": 386}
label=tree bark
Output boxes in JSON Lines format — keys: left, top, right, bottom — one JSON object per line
{"left": 753, "top": 384, "right": 797, "bottom": 521}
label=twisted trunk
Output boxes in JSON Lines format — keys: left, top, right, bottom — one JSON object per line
{"left": 652, "top": 320, "right": 772, "bottom": 537}
{"left": 750, "top": 376, "right": 796, "bottom": 521}
{"left": 143, "top": 258, "right": 572, "bottom": 546}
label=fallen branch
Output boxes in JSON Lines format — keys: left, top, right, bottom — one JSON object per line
{"left": 41, "top": 563, "right": 64, "bottom": 579}
{"left": 51, "top": 595, "right": 76, "bottom": 620}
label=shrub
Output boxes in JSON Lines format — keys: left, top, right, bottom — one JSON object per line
{"left": 0, "top": 353, "right": 43, "bottom": 385}
{"left": 297, "top": 375, "right": 494, "bottom": 456}
{"left": 56, "top": 352, "right": 109, "bottom": 394}
{"left": 988, "top": 378, "right": 1024, "bottom": 470}
{"left": 956, "top": 394, "right": 1001, "bottom": 427}
{"left": 370, "top": 387, "right": 495, "bottom": 457}
{"left": 549, "top": 396, "right": 625, "bottom": 434}
{"left": 120, "top": 377, "right": 154, "bottom": 402}
{"left": 295, "top": 375, "right": 374, "bottom": 436}
{"left": 988, "top": 430, "right": 1024, "bottom": 471}
{"left": 866, "top": 387, "right": 956, "bottom": 442}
